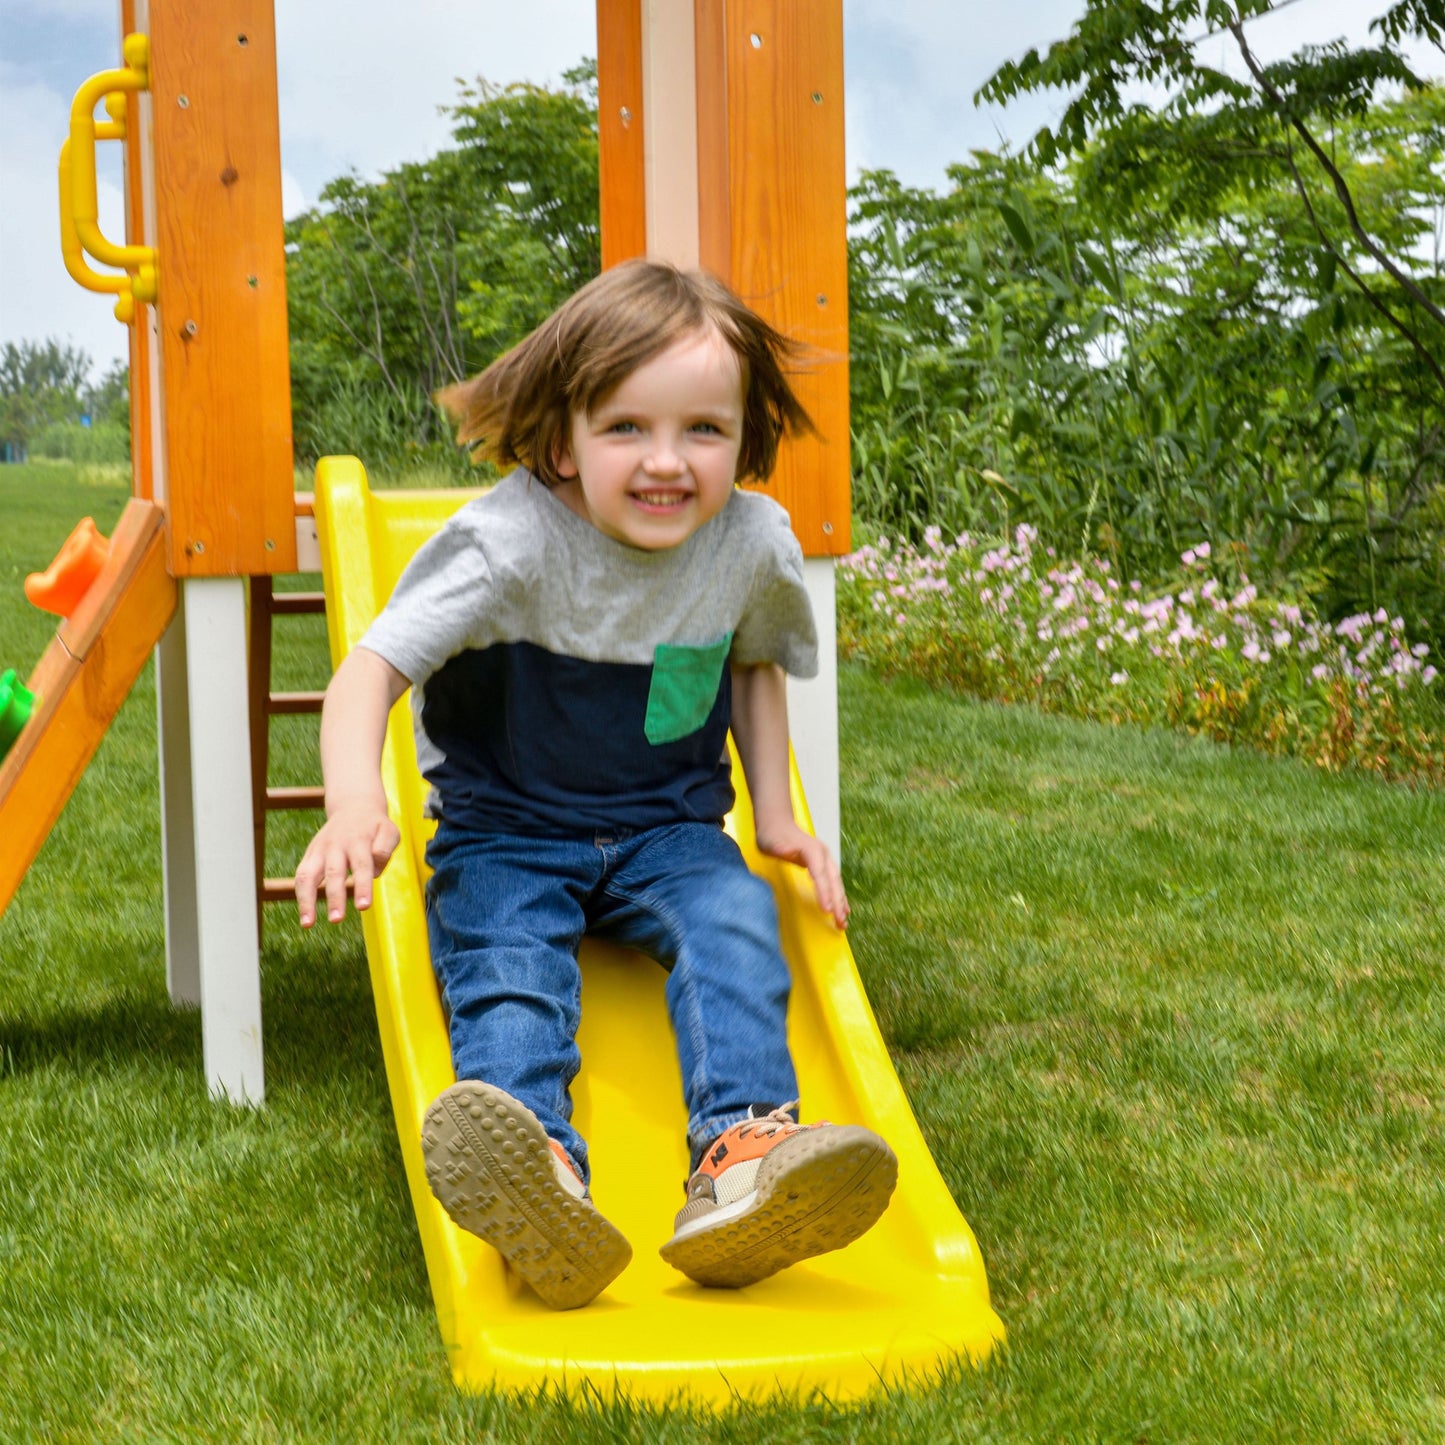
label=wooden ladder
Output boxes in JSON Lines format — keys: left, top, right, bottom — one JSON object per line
{"left": 248, "top": 493, "right": 350, "bottom": 925}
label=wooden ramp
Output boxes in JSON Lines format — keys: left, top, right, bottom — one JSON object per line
{"left": 312, "top": 455, "right": 1003, "bottom": 1405}
{"left": 0, "top": 500, "right": 176, "bottom": 915}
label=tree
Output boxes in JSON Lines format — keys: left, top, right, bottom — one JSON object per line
{"left": 0, "top": 339, "right": 92, "bottom": 458}
{"left": 937, "top": 0, "right": 1445, "bottom": 635}
{"left": 846, "top": 82, "right": 1445, "bottom": 639}
{"left": 284, "top": 61, "right": 600, "bottom": 466}
{"left": 979, "top": 1, "right": 1445, "bottom": 395}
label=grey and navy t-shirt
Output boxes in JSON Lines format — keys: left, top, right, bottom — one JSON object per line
{"left": 357, "top": 468, "right": 818, "bottom": 836}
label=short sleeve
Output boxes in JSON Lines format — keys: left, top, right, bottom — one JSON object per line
{"left": 355, "top": 511, "right": 494, "bottom": 687}
{"left": 728, "top": 501, "right": 819, "bottom": 678}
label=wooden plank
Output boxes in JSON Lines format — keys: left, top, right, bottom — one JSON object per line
{"left": 270, "top": 591, "right": 326, "bottom": 615}
{"left": 148, "top": 0, "right": 296, "bottom": 577}
{"left": 261, "top": 876, "right": 351, "bottom": 905}
{"left": 710, "top": 0, "right": 851, "bottom": 556}
{"left": 266, "top": 785, "right": 325, "bottom": 810}
{"left": 120, "top": 0, "right": 155, "bottom": 501}
{"left": 597, "top": 0, "right": 647, "bottom": 268}
{"left": 267, "top": 690, "right": 326, "bottom": 715}
{"left": 58, "top": 498, "right": 168, "bottom": 659}
{"left": 694, "top": 0, "right": 730, "bottom": 278}
{"left": 0, "top": 517, "right": 176, "bottom": 915}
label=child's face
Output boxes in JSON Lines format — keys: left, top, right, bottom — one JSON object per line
{"left": 554, "top": 327, "right": 745, "bottom": 551}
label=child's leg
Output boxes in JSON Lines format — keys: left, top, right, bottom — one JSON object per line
{"left": 424, "top": 825, "right": 594, "bottom": 1177}
{"left": 420, "top": 826, "right": 630, "bottom": 1308}
{"left": 588, "top": 822, "right": 799, "bottom": 1161}
{"left": 592, "top": 823, "right": 897, "bottom": 1287}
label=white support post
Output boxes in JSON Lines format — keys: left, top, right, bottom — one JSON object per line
{"left": 787, "top": 559, "right": 841, "bottom": 860}
{"left": 181, "top": 576, "right": 265, "bottom": 1104}
{"left": 156, "top": 592, "right": 201, "bottom": 1006}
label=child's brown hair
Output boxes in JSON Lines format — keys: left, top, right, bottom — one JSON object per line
{"left": 435, "top": 259, "right": 815, "bottom": 487}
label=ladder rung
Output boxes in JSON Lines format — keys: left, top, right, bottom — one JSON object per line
{"left": 261, "top": 876, "right": 355, "bottom": 905}
{"left": 268, "top": 690, "right": 326, "bottom": 714}
{"left": 271, "top": 591, "right": 327, "bottom": 615}
{"left": 266, "top": 785, "right": 325, "bottom": 810}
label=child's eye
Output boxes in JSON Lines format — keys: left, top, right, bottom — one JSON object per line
{"left": 608, "top": 420, "right": 639, "bottom": 435}
{"left": 691, "top": 421, "right": 722, "bottom": 435}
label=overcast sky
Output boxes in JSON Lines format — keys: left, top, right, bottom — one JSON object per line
{"left": 0, "top": 0, "right": 1429, "bottom": 376}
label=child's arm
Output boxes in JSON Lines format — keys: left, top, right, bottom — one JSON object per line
{"left": 294, "top": 646, "right": 411, "bottom": 928}
{"left": 729, "top": 661, "right": 849, "bottom": 929}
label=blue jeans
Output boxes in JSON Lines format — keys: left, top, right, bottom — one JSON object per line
{"left": 424, "top": 819, "right": 799, "bottom": 1185}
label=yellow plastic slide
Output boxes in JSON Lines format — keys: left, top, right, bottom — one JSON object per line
{"left": 312, "top": 456, "right": 1004, "bottom": 1404}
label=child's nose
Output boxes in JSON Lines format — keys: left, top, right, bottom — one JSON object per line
{"left": 643, "top": 440, "right": 684, "bottom": 476}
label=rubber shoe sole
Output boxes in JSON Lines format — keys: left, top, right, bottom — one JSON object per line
{"left": 660, "top": 1124, "right": 898, "bottom": 1288}
{"left": 421, "top": 1082, "right": 631, "bottom": 1310}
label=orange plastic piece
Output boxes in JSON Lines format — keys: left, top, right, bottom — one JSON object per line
{"left": 24, "top": 517, "right": 112, "bottom": 618}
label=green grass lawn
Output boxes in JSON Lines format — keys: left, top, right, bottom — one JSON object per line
{"left": 2, "top": 464, "right": 1443, "bottom": 1442}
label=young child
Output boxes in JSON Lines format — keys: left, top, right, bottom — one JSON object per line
{"left": 295, "top": 259, "right": 896, "bottom": 1310}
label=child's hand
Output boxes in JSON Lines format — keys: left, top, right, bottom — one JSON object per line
{"left": 295, "top": 801, "right": 401, "bottom": 927}
{"left": 754, "top": 818, "right": 850, "bottom": 929}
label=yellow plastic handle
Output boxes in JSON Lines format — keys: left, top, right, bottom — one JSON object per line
{"left": 60, "top": 32, "right": 156, "bottom": 323}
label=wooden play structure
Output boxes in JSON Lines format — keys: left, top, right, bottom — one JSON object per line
{"left": 0, "top": 0, "right": 1003, "bottom": 1401}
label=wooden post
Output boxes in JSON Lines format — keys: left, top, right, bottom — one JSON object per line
{"left": 146, "top": 0, "right": 296, "bottom": 578}
{"left": 138, "top": 0, "right": 291, "bottom": 1100}
{"left": 597, "top": 0, "right": 647, "bottom": 269}
{"left": 596, "top": 0, "right": 850, "bottom": 855}
{"left": 695, "top": 0, "right": 851, "bottom": 557}
{"left": 120, "top": 0, "right": 155, "bottom": 500}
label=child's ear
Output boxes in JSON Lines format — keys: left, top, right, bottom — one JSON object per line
{"left": 553, "top": 437, "right": 578, "bottom": 479}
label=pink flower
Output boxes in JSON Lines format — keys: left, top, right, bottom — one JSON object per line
{"left": 1110, "top": 671, "right": 1129, "bottom": 685}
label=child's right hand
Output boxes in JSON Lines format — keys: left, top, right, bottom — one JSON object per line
{"left": 295, "top": 800, "right": 401, "bottom": 927}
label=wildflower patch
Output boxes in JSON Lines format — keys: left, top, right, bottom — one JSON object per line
{"left": 838, "top": 527, "right": 1444, "bottom": 785}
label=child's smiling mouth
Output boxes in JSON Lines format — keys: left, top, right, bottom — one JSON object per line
{"left": 632, "top": 489, "right": 692, "bottom": 510}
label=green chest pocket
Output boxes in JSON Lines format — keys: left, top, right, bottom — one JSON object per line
{"left": 644, "top": 632, "right": 734, "bottom": 745}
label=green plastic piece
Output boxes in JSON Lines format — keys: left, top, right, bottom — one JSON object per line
{"left": 0, "top": 668, "right": 36, "bottom": 757}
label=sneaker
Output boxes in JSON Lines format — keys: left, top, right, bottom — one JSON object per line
{"left": 659, "top": 1103, "right": 898, "bottom": 1288}
{"left": 421, "top": 1081, "right": 631, "bottom": 1310}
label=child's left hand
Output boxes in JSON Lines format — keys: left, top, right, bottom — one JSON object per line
{"left": 754, "top": 818, "right": 850, "bottom": 929}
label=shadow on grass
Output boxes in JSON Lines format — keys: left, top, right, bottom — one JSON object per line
{"left": 0, "top": 986, "right": 200, "bottom": 1081}
{"left": 0, "top": 929, "right": 387, "bottom": 1102}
